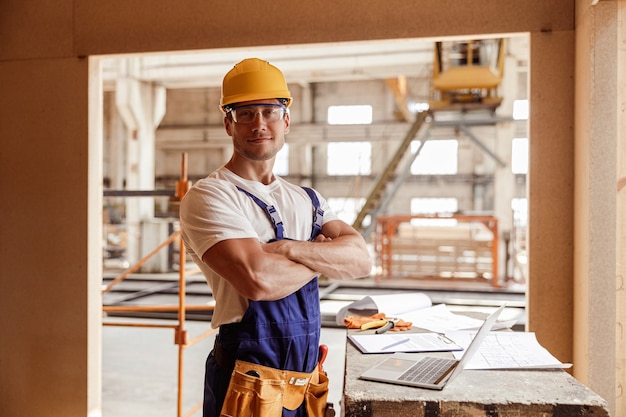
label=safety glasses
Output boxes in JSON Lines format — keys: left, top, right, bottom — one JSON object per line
{"left": 229, "top": 103, "right": 287, "bottom": 124}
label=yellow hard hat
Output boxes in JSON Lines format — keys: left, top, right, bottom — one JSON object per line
{"left": 220, "top": 58, "right": 292, "bottom": 112}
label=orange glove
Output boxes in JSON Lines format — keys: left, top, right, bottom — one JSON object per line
{"left": 388, "top": 319, "right": 412, "bottom": 332}
{"left": 343, "top": 313, "right": 412, "bottom": 331}
{"left": 343, "top": 313, "right": 386, "bottom": 329}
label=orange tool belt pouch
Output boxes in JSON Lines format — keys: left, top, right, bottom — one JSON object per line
{"left": 220, "top": 360, "right": 329, "bottom": 417}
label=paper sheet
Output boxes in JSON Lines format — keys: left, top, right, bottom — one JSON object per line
{"left": 348, "top": 332, "right": 463, "bottom": 354}
{"left": 401, "top": 304, "right": 488, "bottom": 333}
{"left": 336, "top": 292, "right": 432, "bottom": 325}
{"left": 446, "top": 330, "right": 572, "bottom": 369}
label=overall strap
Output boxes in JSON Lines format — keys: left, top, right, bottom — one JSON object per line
{"left": 236, "top": 186, "right": 286, "bottom": 240}
{"left": 236, "top": 185, "right": 324, "bottom": 241}
{"left": 301, "top": 187, "right": 324, "bottom": 241}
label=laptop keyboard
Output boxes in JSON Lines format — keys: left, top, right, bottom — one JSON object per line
{"left": 398, "top": 357, "right": 457, "bottom": 385}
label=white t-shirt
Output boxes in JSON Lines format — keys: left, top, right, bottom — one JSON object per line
{"left": 179, "top": 166, "right": 338, "bottom": 327}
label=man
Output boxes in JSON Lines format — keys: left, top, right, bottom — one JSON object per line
{"left": 179, "top": 58, "right": 372, "bottom": 417}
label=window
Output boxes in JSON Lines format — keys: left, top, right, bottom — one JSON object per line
{"left": 511, "top": 138, "right": 528, "bottom": 174}
{"left": 410, "top": 140, "right": 458, "bottom": 175}
{"left": 410, "top": 198, "right": 459, "bottom": 226}
{"left": 327, "top": 142, "right": 371, "bottom": 176}
{"left": 513, "top": 99, "right": 529, "bottom": 120}
{"left": 327, "top": 197, "right": 366, "bottom": 225}
{"left": 410, "top": 198, "right": 458, "bottom": 215}
{"left": 327, "top": 105, "right": 373, "bottom": 125}
{"left": 511, "top": 198, "right": 528, "bottom": 227}
{"left": 408, "top": 101, "right": 430, "bottom": 113}
{"left": 273, "top": 144, "right": 289, "bottom": 176}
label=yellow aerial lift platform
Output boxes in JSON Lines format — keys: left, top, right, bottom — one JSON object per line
{"left": 430, "top": 38, "right": 505, "bottom": 112}
{"left": 355, "top": 38, "right": 509, "bottom": 240}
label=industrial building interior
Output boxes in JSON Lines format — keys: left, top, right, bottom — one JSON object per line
{"left": 101, "top": 36, "right": 531, "bottom": 289}
{"left": 99, "top": 35, "right": 530, "bottom": 416}
{"left": 2, "top": 2, "right": 624, "bottom": 417}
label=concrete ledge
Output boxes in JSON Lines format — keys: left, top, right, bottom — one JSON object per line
{"left": 343, "top": 334, "right": 610, "bottom": 417}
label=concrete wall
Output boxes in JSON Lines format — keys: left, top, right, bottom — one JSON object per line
{"left": 1, "top": 1, "right": 621, "bottom": 416}
{"left": 144, "top": 83, "right": 525, "bottom": 214}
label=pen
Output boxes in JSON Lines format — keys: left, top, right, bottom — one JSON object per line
{"left": 382, "top": 337, "right": 410, "bottom": 351}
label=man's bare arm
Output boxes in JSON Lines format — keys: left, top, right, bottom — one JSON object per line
{"left": 202, "top": 238, "right": 318, "bottom": 301}
{"left": 262, "top": 220, "right": 372, "bottom": 280}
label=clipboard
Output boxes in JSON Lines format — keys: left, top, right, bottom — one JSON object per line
{"left": 348, "top": 332, "right": 463, "bottom": 354}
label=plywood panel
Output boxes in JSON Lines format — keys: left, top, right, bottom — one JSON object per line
{"left": 0, "top": 57, "right": 94, "bottom": 417}
{"left": 0, "top": 0, "right": 74, "bottom": 60}
{"left": 72, "top": 0, "right": 574, "bottom": 56}
{"left": 527, "top": 30, "right": 575, "bottom": 364}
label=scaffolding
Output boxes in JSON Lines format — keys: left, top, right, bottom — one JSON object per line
{"left": 102, "top": 153, "right": 214, "bottom": 417}
{"left": 374, "top": 214, "right": 500, "bottom": 288}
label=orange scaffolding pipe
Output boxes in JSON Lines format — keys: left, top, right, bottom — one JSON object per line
{"left": 375, "top": 214, "right": 500, "bottom": 288}
{"left": 102, "top": 153, "right": 214, "bottom": 417}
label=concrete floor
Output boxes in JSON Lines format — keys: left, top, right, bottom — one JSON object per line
{"left": 102, "top": 317, "right": 347, "bottom": 417}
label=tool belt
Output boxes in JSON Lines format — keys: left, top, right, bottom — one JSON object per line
{"left": 220, "top": 360, "right": 330, "bottom": 417}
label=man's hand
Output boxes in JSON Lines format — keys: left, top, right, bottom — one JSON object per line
{"left": 313, "top": 234, "right": 333, "bottom": 243}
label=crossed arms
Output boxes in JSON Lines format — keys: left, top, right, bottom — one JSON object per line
{"left": 202, "top": 219, "right": 372, "bottom": 301}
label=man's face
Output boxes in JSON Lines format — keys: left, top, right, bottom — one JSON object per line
{"left": 224, "top": 99, "right": 290, "bottom": 163}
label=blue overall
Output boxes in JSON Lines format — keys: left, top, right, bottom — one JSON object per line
{"left": 202, "top": 187, "right": 324, "bottom": 417}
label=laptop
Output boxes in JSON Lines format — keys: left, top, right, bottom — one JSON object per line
{"left": 359, "top": 304, "right": 506, "bottom": 390}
